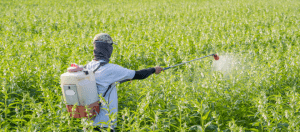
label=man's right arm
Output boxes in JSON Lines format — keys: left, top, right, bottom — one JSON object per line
{"left": 132, "top": 68, "right": 156, "bottom": 80}
{"left": 119, "top": 66, "right": 163, "bottom": 83}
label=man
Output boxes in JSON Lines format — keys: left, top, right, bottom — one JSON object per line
{"left": 85, "top": 33, "right": 163, "bottom": 131}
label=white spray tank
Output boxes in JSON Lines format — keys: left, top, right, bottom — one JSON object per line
{"left": 60, "top": 63, "right": 100, "bottom": 118}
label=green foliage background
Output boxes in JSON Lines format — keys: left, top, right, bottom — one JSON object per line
{"left": 0, "top": 0, "right": 300, "bottom": 131}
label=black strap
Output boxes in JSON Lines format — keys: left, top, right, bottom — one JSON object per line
{"left": 99, "top": 84, "right": 113, "bottom": 107}
{"left": 93, "top": 61, "right": 112, "bottom": 99}
{"left": 90, "top": 61, "right": 112, "bottom": 107}
{"left": 103, "top": 84, "right": 112, "bottom": 97}
{"left": 93, "top": 62, "right": 107, "bottom": 73}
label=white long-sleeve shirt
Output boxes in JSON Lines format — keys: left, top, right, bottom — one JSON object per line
{"left": 85, "top": 60, "right": 135, "bottom": 128}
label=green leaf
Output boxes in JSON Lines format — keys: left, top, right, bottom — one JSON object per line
{"left": 12, "top": 119, "right": 26, "bottom": 122}
{"left": 190, "top": 125, "right": 203, "bottom": 131}
{"left": 202, "top": 110, "right": 210, "bottom": 121}
{"left": 0, "top": 102, "right": 4, "bottom": 106}
{"left": 246, "top": 128, "right": 259, "bottom": 132}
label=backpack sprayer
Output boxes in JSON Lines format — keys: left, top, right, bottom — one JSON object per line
{"left": 60, "top": 64, "right": 102, "bottom": 118}
{"left": 60, "top": 54, "right": 219, "bottom": 118}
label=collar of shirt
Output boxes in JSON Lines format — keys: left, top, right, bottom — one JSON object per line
{"left": 93, "top": 59, "right": 106, "bottom": 63}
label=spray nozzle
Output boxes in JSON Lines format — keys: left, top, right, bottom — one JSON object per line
{"left": 213, "top": 54, "right": 219, "bottom": 60}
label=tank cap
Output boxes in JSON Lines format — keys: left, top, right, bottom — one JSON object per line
{"left": 68, "top": 63, "right": 83, "bottom": 72}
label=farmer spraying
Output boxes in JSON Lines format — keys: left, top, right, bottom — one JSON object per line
{"left": 60, "top": 33, "right": 218, "bottom": 131}
{"left": 84, "top": 33, "right": 163, "bottom": 131}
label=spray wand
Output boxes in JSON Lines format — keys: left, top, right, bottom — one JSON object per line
{"left": 119, "top": 54, "right": 219, "bottom": 83}
{"left": 163, "top": 54, "right": 219, "bottom": 70}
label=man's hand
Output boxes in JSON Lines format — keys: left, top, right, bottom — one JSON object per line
{"left": 154, "top": 66, "right": 164, "bottom": 74}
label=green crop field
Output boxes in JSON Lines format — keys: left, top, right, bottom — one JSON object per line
{"left": 1, "top": 0, "right": 300, "bottom": 131}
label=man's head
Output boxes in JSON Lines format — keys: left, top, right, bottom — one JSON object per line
{"left": 93, "top": 33, "right": 116, "bottom": 62}
{"left": 93, "top": 33, "right": 117, "bottom": 45}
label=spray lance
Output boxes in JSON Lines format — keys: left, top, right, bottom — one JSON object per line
{"left": 119, "top": 54, "right": 219, "bottom": 83}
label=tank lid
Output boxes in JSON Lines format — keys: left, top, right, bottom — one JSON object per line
{"left": 67, "top": 63, "right": 83, "bottom": 72}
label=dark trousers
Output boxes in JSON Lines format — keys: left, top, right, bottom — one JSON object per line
{"left": 93, "top": 127, "right": 115, "bottom": 132}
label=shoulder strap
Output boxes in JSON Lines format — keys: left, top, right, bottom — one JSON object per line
{"left": 92, "top": 61, "right": 111, "bottom": 97}
{"left": 99, "top": 84, "right": 113, "bottom": 107}
{"left": 93, "top": 61, "right": 107, "bottom": 73}
{"left": 92, "top": 61, "right": 112, "bottom": 107}
{"left": 103, "top": 84, "right": 112, "bottom": 97}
